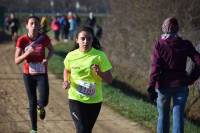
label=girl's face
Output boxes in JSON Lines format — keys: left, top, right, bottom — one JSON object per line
{"left": 76, "top": 31, "right": 93, "bottom": 52}
{"left": 26, "top": 18, "right": 40, "bottom": 36}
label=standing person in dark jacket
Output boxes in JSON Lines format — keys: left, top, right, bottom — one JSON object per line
{"left": 147, "top": 17, "right": 200, "bottom": 133}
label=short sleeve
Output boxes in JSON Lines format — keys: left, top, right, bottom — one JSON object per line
{"left": 64, "top": 54, "right": 70, "bottom": 70}
{"left": 99, "top": 52, "right": 112, "bottom": 72}
{"left": 16, "top": 36, "right": 25, "bottom": 49}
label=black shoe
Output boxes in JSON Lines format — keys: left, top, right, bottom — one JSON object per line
{"left": 37, "top": 107, "right": 46, "bottom": 120}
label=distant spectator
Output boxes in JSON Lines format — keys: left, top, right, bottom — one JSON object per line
{"left": 67, "top": 12, "right": 77, "bottom": 40}
{"left": 51, "top": 16, "right": 60, "bottom": 41}
{"left": 85, "top": 12, "right": 96, "bottom": 28}
{"left": 85, "top": 12, "right": 102, "bottom": 39}
{"left": 58, "top": 15, "right": 70, "bottom": 41}
{"left": 40, "top": 16, "right": 49, "bottom": 34}
{"left": 8, "top": 13, "right": 20, "bottom": 42}
{"left": 74, "top": 13, "right": 81, "bottom": 28}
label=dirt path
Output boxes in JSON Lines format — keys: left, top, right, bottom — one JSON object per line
{"left": 0, "top": 42, "right": 149, "bottom": 133}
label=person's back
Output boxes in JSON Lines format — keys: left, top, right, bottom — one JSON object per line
{"left": 154, "top": 36, "right": 195, "bottom": 88}
{"left": 148, "top": 17, "right": 200, "bottom": 133}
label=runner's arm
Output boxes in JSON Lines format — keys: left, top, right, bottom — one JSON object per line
{"left": 46, "top": 43, "right": 54, "bottom": 60}
{"left": 15, "top": 47, "right": 34, "bottom": 65}
{"left": 92, "top": 64, "right": 113, "bottom": 84}
{"left": 42, "top": 43, "right": 54, "bottom": 65}
{"left": 98, "top": 70, "right": 113, "bottom": 84}
{"left": 63, "top": 68, "right": 70, "bottom": 89}
{"left": 63, "top": 68, "right": 70, "bottom": 81}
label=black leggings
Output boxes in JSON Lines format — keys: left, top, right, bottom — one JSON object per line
{"left": 69, "top": 100, "right": 102, "bottom": 133}
{"left": 23, "top": 74, "right": 49, "bottom": 130}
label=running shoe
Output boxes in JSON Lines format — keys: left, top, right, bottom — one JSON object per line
{"left": 30, "top": 130, "right": 37, "bottom": 133}
{"left": 37, "top": 107, "right": 46, "bottom": 120}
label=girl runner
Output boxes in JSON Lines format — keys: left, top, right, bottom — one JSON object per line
{"left": 15, "top": 16, "right": 54, "bottom": 133}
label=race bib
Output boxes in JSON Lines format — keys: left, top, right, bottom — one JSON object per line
{"left": 77, "top": 80, "right": 96, "bottom": 96}
{"left": 29, "top": 62, "right": 45, "bottom": 74}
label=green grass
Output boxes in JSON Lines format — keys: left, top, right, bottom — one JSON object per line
{"left": 48, "top": 41, "right": 74, "bottom": 79}
{"left": 48, "top": 41, "right": 200, "bottom": 133}
{"left": 48, "top": 53, "right": 64, "bottom": 79}
{"left": 103, "top": 83, "right": 157, "bottom": 130}
{"left": 103, "top": 83, "right": 200, "bottom": 133}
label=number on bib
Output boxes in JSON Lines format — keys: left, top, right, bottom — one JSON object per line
{"left": 77, "top": 80, "right": 96, "bottom": 96}
{"left": 29, "top": 62, "right": 45, "bottom": 74}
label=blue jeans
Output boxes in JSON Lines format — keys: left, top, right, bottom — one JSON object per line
{"left": 156, "top": 86, "right": 188, "bottom": 133}
{"left": 23, "top": 74, "right": 49, "bottom": 130}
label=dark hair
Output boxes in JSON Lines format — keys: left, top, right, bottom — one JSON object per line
{"left": 25, "top": 16, "right": 40, "bottom": 24}
{"left": 74, "top": 26, "right": 102, "bottom": 50}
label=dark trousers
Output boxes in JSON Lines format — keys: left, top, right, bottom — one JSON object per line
{"left": 69, "top": 100, "right": 102, "bottom": 133}
{"left": 54, "top": 30, "right": 60, "bottom": 41}
{"left": 23, "top": 74, "right": 49, "bottom": 130}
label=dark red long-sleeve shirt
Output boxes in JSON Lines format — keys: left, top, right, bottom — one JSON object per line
{"left": 149, "top": 37, "right": 200, "bottom": 89}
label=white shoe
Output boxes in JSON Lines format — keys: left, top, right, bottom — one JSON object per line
{"left": 30, "top": 130, "right": 37, "bottom": 133}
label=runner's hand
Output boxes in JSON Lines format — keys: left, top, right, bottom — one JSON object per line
{"left": 42, "top": 59, "right": 48, "bottom": 65}
{"left": 92, "top": 64, "right": 101, "bottom": 76}
{"left": 25, "top": 46, "right": 34, "bottom": 56}
{"left": 63, "top": 81, "right": 70, "bottom": 89}
{"left": 147, "top": 86, "right": 157, "bottom": 103}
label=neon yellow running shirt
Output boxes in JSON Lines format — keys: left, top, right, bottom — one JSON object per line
{"left": 64, "top": 48, "right": 112, "bottom": 103}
